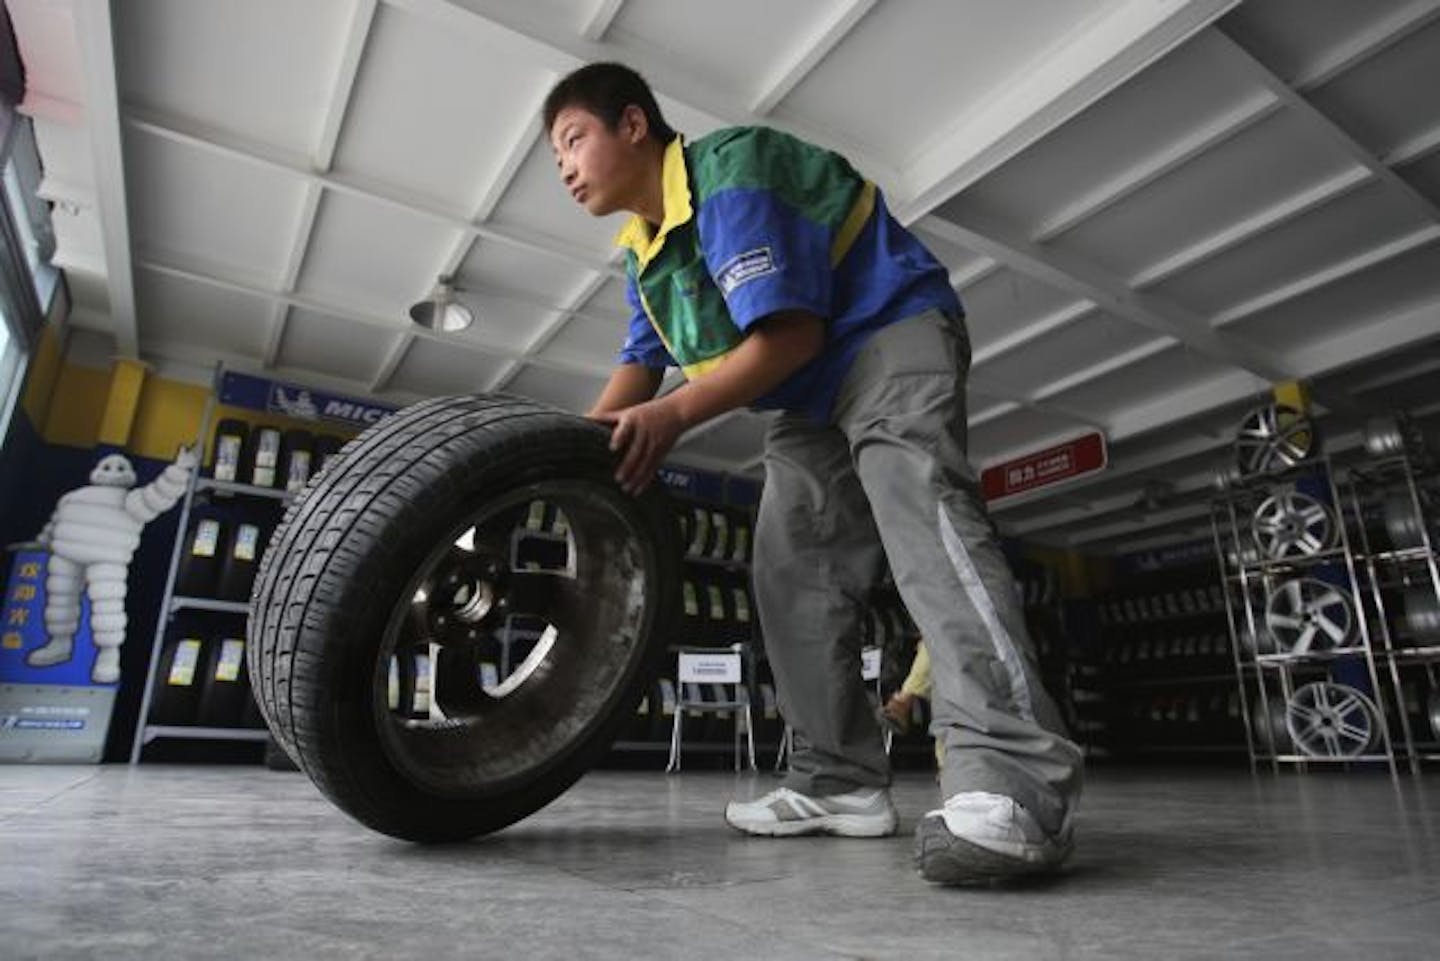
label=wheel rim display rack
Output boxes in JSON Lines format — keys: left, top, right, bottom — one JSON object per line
{"left": 1338, "top": 440, "right": 1440, "bottom": 770}
{"left": 1211, "top": 413, "right": 1439, "bottom": 775}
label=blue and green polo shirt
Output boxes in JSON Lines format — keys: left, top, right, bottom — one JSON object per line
{"left": 614, "top": 126, "right": 962, "bottom": 424}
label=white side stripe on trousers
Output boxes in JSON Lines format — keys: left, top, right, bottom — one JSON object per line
{"left": 937, "top": 504, "right": 1035, "bottom": 722}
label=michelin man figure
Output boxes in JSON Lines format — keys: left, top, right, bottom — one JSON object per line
{"left": 25, "top": 445, "right": 198, "bottom": 683}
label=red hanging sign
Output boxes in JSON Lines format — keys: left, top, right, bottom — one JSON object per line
{"left": 981, "top": 431, "right": 1107, "bottom": 501}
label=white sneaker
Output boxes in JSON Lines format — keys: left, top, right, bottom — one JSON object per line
{"left": 725, "top": 786, "right": 898, "bottom": 838}
{"left": 915, "top": 791, "right": 1072, "bottom": 884}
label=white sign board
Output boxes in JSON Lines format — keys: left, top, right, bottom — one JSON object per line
{"left": 677, "top": 651, "right": 741, "bottom": 684}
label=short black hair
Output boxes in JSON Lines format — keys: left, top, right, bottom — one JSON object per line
{"left": 543, "top": 62, "right": 678, "bottom": 144}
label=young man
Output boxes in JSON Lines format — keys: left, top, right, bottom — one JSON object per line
{"left": 545, "top": 62, "right": 1082, "bottom": 885}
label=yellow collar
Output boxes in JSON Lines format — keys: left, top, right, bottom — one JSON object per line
{"left": 613, "top": 136, "right": 692, "bottom": 269}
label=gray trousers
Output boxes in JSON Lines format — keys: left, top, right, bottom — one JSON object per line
{"left": 753, "top": 309, "right": 1083, "bottom": 834}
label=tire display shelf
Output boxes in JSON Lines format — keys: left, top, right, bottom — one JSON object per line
{"left": 1211, "top": 408, "right": 1440, "bottom": 775}
{"left": 129, "top": 368, "right": 337, "bottom": 761}
{"left": 1076, "top": 569, "right": 1240, "bottom": 757}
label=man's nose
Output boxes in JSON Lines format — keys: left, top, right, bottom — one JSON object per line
{"left": 560, "top": 162, "right": 576, "bottom": 185}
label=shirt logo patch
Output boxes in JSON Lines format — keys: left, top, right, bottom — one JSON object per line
{"left": 716, "top": 247, "right": 777, "bottom": 295}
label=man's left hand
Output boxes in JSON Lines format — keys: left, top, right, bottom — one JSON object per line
{"left": 591, "top": 398, "right": 686, "bottom": 494}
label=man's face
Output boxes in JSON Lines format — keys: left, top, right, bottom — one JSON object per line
{"left": 550, "top": 105, "right": 643, "bottom": 218}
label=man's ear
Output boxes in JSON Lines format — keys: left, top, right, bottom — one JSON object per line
{"left": 621, "top": 104, "right": 649, "bottom": 144}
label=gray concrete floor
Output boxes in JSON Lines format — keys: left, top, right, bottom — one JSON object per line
{"left": 2, "top": 762, "right": 1439, "bottom": 960}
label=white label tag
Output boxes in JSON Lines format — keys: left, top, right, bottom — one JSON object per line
{"left": 169, "top": 639, "right": 202, "bottom": 686}
{"left": 678, "top": 651, "right": 740, "bottom": 684}
{"left": 233, "top": 524, "right": 260, "bottom": 562}
{"left": 285, "top": 451, "right": 312, "bottom": 492}
{"left": 215, "top": 639, "right": 244, "bottom": 682}
{"left": 214, "top": 436, "right": 242, "bottom": 482}
{"left": 192, "top": 520, "right": 220, "bottom": 558}
{"left": 707, "top": 584, "right": 725, "bottom": 621}
{"left": 860, "top": 646, "right": 881, "bottom": 681}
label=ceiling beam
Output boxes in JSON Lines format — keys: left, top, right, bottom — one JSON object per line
{"left": 581, "top": 0, "right": 626, "bottom": 42}
{"left": 266, "top": 0, "right": 378, "bottom": 367}
{"left": 383, "top": 0, "right": 902, "bottom": 186}
{"left": 1214, "top": 30, "right": 1440, "bottom": 226}
{"left": 376, "top": 96, "right": 549, "bottom": 393}
{"left": 917, "top": 210, "right": 1296, "bottom": 385}
{"left": 947, "top": 256, "right": 1000, "bottom": 292}
{"left": 1387, "top": 121, "right": 1440, "bottom": 167}
{"left": 971, "top": 300, "right": 1095, "bottom": 368}
{"left": 895, "top": 0, "right": 1240, "bottom": 223}
{"left": 72, "top": 0, "right": 138, "bottom": 357}
{"left": 1127, "top": 165, "right": 1373, "bottom": 287}
{"left": 750, "top": 0, "right": 877, "bottom": 116}
{"left": 486, "top": 267, "right": 613, "bottom": 391}
{"left": 1286, "top": 0, "right": 1440, "bottom": 91}
{"left": 123, "top": 106, "right": 624, "bottom": 281}
{"left": 1031, "top": 92, "right": 1281, "bottom": 242}
{"left": 1210, "top": 224, "right": 1440, "bottom": 328}
{"left": 134, "top": 256, "right": 615, "bottom": 381}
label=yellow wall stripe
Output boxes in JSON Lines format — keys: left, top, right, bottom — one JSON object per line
{"left": 97, "top": 358, "right": 149, "bottom": 447}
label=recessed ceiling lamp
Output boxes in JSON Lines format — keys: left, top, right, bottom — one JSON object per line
{"left": 408, "top": 275, "right": 474, "bottom": 333}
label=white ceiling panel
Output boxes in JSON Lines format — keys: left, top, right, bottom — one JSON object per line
{"left": 114, "top": 0, "right": 358, "bottom": 156}
{"left": 386, "top": 335, "right": 508, "bottom": 396}
{"left": 960, "top": 268, "right": 1076, "bottom": 350}
{"left": 536, "top": 313, "right": 624, "bottom": 370}
{"left": 487, "top": 135, "right": 626, "bottom": 260}
{"left": 458, "top": 293, "right": 558, "bottom": 355}
{"left": 777, "top": 0, "right": 1111, "bottom": 163}
{"left": 125, "top": 130, "right": 308, "bottom": 283}
{"left": 1305, "top": 18, "right": 1440, "bottom": 158}
{"left": 455, "top": 239, "right": 600, "bottom": 313}
{"left": 1220, "top": 0, "right": 1425, "bottom": 83}
{"left": 503, "top": 363, "right": 606, "bottom": 414}
{"left": 951, "top": 28, "right": 1274, "bottom": 238}
{"left": 608, "top": 0, "right": 835, "bottom": 109}
{"left": 277, "top": 307, "right": 396, "bottom": 384}
{"left": 773, "top": 0, "right": 1113, "bottom": 165}
{"left": 134, "top": 268, "right": 271, "bottom": 358}
{"left": 973, "top": 312, "right": 1158, "bottom": 392}
{"left": 332, "top": 4, "right": 553, "bottom": 207}
{"left": 1400, "top": 152, "right": 1440, "bottom": 204}
{"left": 1055, "top": 109, "right": 1365, "bottom": 282}
{"left": 1149, "top": 179, "right": 1432, "bottom": 318}
{"left": 1041, "top": 345, "right": 1232, "bottom": 422}
{"left": 969, "top": 408, "right": 1085, "bottom": 467}
{"left": 296, "top": 191, "right": 456, "bottom": 318}
{"left": 1233, "top": 239, "right": 1440, "bottom": 352}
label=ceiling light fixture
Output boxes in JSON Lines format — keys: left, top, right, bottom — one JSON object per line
{"left": 408, "top": 275, "right": 474, "bottom": 333}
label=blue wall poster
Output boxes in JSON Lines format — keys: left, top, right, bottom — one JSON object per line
{"left": 1, "top": 547, "right": 117, "bottom": 762}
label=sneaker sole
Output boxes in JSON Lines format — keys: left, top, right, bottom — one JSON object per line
{"left": 725, "top": 812, "right": 898, "bottom": 838}
{"left": 913, "top": 815, "right": 1067, "bottom": 885}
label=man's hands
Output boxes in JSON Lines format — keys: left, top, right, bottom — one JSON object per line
{"left": 591, "top": 310, "right": 826, "bottom": 495}
{"left": 592, "top": 396, "right": 685, "bottom": 494}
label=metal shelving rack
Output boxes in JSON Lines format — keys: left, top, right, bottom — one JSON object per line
{"left": 129, "top": 368, "right": 295, "bottom": 762}
{"left": 1212, "top": 419, "right": 1439, "bottom": 776}
{"left": 1339, "top": 443, "right": 1440, "bottom": 770}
